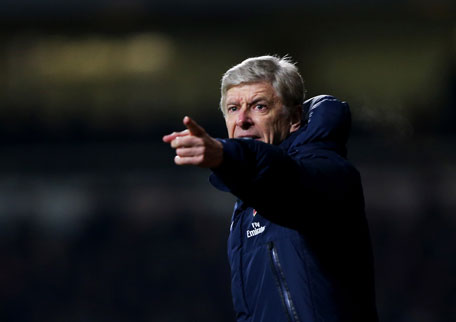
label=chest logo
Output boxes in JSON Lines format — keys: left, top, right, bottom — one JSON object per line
{"left": 246, "top": 221, "right": 266, "bottom": 238}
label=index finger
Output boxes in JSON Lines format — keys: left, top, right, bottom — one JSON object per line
{"left": 162, "top": 129, "right": 190, "bottom": 143}
{"left": 183, "top": 116, "right": 206, "bottom": 137}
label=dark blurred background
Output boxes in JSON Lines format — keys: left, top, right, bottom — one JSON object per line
{"left": 0, "top": 0, "right": 455, "bottom": 321}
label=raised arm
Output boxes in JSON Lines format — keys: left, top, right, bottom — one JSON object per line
{"left": 210, "top": 135, "right": 362, "bottom": 227}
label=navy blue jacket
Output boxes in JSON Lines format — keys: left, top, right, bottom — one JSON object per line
{"left": 210, "top": 95, "right": 378, "bottom": 322}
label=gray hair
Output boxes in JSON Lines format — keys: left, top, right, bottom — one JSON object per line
{"left": 220, "top": 55, "right": 306, "bottom": 114}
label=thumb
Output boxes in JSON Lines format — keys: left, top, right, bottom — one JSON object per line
{"left": 183, "top": 116, "right": 206, "bottom": 137}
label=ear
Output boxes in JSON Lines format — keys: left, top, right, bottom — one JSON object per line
{"left": 289, "top": 105, "right": 302, "bottom": 133}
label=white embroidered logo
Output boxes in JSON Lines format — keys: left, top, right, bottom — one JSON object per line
{"left": 246, "top": 222, "right": 265, "bottom": 238}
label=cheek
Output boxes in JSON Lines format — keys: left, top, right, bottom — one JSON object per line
{"left": 264, "top": 115, "right": 281, "bottom": 130}
{"left": 225, "top": 119, "right": 235, "bottom": 137}
{"left": 255, "top": 118, "right": 273, "bottom": 138}
{"left": 268, "top": 115, "right": 290, "bottom": 136}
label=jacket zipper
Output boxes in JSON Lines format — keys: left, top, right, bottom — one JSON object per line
{"left": 268, "top": 242, "right": 300, "bottom": 322}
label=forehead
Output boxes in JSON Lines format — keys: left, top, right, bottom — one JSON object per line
{"left": 225, "top": 82, "right": 278, "bottom": 103}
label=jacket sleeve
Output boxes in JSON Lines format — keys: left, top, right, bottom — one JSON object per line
{"left": 211, "top": 138, "right": 362, "bottom": 227}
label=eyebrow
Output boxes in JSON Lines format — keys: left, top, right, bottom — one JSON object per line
{"left": 226, "top": 96, "right": 270, "bottom": 106}
{"left": 249, "top": 97, "right": 268, "bottom": 106}
{"left": 226, "top": 100, "right": 238, "bottom": 106}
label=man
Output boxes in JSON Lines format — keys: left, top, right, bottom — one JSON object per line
{"left": 163, "top": 55, "right": 378, "bottom": 322}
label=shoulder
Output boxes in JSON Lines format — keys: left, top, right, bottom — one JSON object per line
{"left": 285, "top": 94, "right": 351, "bottom": 158}
{"left": 303, "top": 94, "right": 349, "bottom": 115}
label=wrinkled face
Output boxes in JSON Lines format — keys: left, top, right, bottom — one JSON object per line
{"left": 224, "top": 82, "right": 296, "bottom": 145}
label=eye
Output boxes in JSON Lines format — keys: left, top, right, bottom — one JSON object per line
{"left": 227, "top": 106, "right": 238, "bottom": 113}
{"left": 254, "top": 104, "right": 267, "bottom": 111}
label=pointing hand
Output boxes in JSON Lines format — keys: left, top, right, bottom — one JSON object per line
{"left": 163, "top": 116, "right": 223, "bottom": 168}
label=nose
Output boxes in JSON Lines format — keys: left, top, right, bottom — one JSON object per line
{"left": 236, "top": 108, "right": 253, "bottom": 129}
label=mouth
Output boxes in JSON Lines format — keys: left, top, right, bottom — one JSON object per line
{"left": 237, "top": 135, "right": 261, "bottom": 140}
